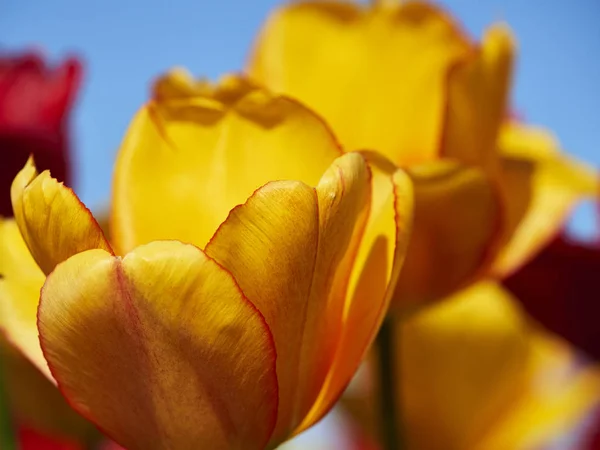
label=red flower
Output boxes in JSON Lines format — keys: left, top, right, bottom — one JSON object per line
{"left": 18, "top": 425, "right": 81, "bottom": 450}
{"left": 0, "top": 52, "right": 81, "bottom": 216}
{"left": 504, "top": 235, "right": 600, "bottom": 360}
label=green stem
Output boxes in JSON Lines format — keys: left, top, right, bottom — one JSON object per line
{"left": 376, "top": 318, "right": 403, "bottom": 450}
{"left": 0, "top": 353, "right": 18, "bottom": 450}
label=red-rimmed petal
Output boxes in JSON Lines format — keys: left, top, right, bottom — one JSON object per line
{"left": 206, "top": 152, "right": 371, "bottom": 443}
{"left": 38, "top": 241, "right": 278, "bottom": 449}
{"left": 10, "top": 157, "right": 112, "bottom": 275}
{"left": 296, "top": 155, "right": 413, "bottom": 433}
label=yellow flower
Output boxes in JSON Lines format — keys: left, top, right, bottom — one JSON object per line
{"left": 0, "top": 73, "right": 413, "bottom": 449}
{"left": 344, "top": 283, "right": 600, "bottom": 449}
{"left": 247, "top": 0, "right": 598, "bottom": 306}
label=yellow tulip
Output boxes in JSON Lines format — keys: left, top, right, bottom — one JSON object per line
{"left": 0, "top": 73, "right": 413, "bottom": 449}
{"left": 344, "top": 282, "right": 600, "bottom": 449}
{"left": 247, "top": 0, "right": 598, "bottom": 306}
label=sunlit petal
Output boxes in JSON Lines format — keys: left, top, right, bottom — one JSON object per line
{"left": 441, "top": 24, "right": 514, "bottom": 171}
{"left": 10, "top": 158, "right": 112, "bottom": 274}
{"left": 38, "top": 241, "right": 278, "bottom": 450}
{"left": 0, "top": 218, "right": 49, "bottom": 378}
{"left": 112, "top": 71, "right": 340, "bottom": 254}
{"left": 298, "top": 153, "right": 414, "bottom": 432}
{"left": 492, "top": 122, "right": 599, "bottom": 276}
{"left": 206, "top": 153, "right": 371, "bottom": 443}
{"left": 248, "top": 1, "right": 471, "bottom": 164}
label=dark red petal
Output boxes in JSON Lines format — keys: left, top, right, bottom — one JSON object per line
{"left": 504, "top": 235, "right": 600, "bottom": 360}
{"left": 17, "top": 425, "right": 81, "bottom": 450}
{"left": 0, "top": 51, "right": 82, "bottom": 216}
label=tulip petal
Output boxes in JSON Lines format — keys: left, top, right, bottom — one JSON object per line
{"left": 112, "top": 71, "right": 340, "bottom": 254}
{"left": 205, "top": 153, "right": 371, "bottom": 442}
{"left": 0, "top": 53, "right": 82, "bottom": 217}
{"left": 504, "top": 235, "right": 600, "bottom": 361}
{"left": 399, "top": 282, "right": 530, "bottom": 449}
{"left": 38, "top": 241, "right": 278, "bottom": 450}
{"left": 492, "top": 122, "right": 599, "bottom": 276}
{"left": 297, "top": 153, "right": 413, "bottom": 432}
{"left": 247, "top": 1, "right": 471, "bottom": 165}
{"left": 478, "top": 334, "right": 600, "bottom": 450}
{"left": 441, "top": 24, "right": 514, "bottom": 170}
{"left": 0, "top": 218, "right": 49, "bottom": 378}
{"left": 11, "top": 158, "right": 112, "bottom": 275}
{"left": 393, "top": 161, "right": 501, "bottom": 305}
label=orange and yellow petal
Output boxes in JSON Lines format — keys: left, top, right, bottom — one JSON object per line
{"left": 399, "top": 282, "right": 530, "bottom": 450}
{"left": 10, "top": 158, "right": 112, "bottom": 275}
{"left": 111, "top": 71, "right": 340, "bottom": 255}
{"left": 38, "top": 241, "right": 278, "bottom": 450}
{"left": 393, "top": 160, "right": 501, "bottom": 306}
{"left": 297, "top": 154, "right": 414, "bottom": 432}
{"left": 248, "top": 1, "right": 472, "bottom": 165}
{"left": 492, "top": 122, "right": 599, "bottom": 277}
{"left": 206, "top": 152, "right": 371, "bottom": 443}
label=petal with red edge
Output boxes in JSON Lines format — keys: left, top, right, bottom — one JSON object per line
{"left": 206, "top": 152, "right": 371, "bottom": 443}
{"left": 38, "top": 241, "right": 278, "bottom": 450}
{"left": 298, "top": 156, "right": 414, "bottom": 432}
{"left": 11, "top": 158, "right": 112, "bottom": 275}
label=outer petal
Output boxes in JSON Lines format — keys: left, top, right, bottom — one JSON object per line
{"left": 477, "top": 334, "right": 600, "bottom": 450}
{"left": 441, "top": 24, "right": 514, "bottom": 171}
{"left": 296, "top": 153, "right": 414, "bottom": 432}
{"left": 112, "top": 71, "right": 340, "bottom": 254}
{"left": 0, "top": 218, "right": 48, "bottom": 377}
{"left": 38, "top": 241, "right": 278, "bottom": 450}
{"left": 393, "top": 160, "right": 501, "bottom": 306}
{"left": 492, "top": 122, "right": 599, "bottom": 276}
{"left": 247, "top": 0, "right": 471, "bottom": 165}
{"left": 11, "top": 158, "right": 112, "bottom": 274}
{"left": 399, "top": 282, "right": 530, "bottom": 450}
{"left": 206, "top": 153, "right": 371, "bottom": 443}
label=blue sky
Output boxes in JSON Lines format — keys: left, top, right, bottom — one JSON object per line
{"left": 2, "top": 0, "right": 599, "bottom": 236}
